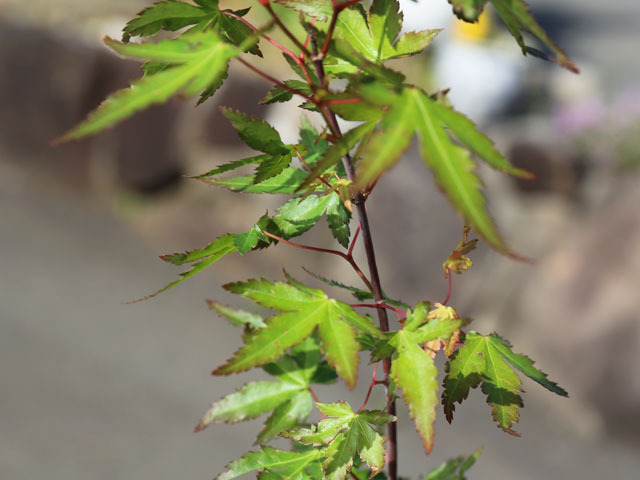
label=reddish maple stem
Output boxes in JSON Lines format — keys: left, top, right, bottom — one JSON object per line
{"left": 263, "top": 231, "right": 374, "bottom": 292}
{"left": 442, "top": 270, "right": 453, "bottom": 306}
{"left": 221, "top": 11, "right": 303, "bottom": 66}
{"left": 236, "top": 58, "right": 315, "bottom": 104}
{"left": 307, "top": 13, "right": 397, "bottom": 480}
{"left": 358, "top": 362, "right": 382, "bottom": 412}
{"left": 320, "top": 10, "right": 340, "bottom": 60}
{"left": 296, "top": 18, "right": 317, "bottom": 88}
{"left": 351, "top": 303, "right": 407, "bottom": 319}
{"left": 324, "top": 98, "right": 361, "bottom": 106}
{"left": 308, "top": 387, "right": 326, "bottom": 419}
{"left": 348, "top": 224, "right": 361, "bottom": 257}
{"left": 320, "top": 1, "right": 363, "bottom": 59}
{"left": 262, "top": 2, "right": 312, "bottom": 57}
{"left": 292, "top": 146, "right": 332, "bottom": 188}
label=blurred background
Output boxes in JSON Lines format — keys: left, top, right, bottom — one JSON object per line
{"left": 1, "top": 0, "right": 639, "bottom": 478}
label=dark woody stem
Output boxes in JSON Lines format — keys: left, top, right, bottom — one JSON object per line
{"left": 308, "top": 15, "right": 398, "bottom": 480}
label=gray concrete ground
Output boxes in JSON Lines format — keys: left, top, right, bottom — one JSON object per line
{"left": 2, "top": 178, "right": 640, "bottom": 480}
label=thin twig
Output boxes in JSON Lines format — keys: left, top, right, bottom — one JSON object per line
{"left": 263, "top": 231, "right": 374, "bottom": 292}
{"left": 236, "top": 57, "right": 315, "bottom": 104}
{"left": 348, "top": 224, "right": 361, "bottom": 257}
{"left": 443, "top": 271, "right": 453, "bottom": 305}
{"left": 221, "top": 10, "right": 303, "bottom": 67}
{"left": 358, "top": 363, "right": 381, "bottom": 412}
{"left": 262, "top": 2, "right": 312, "bottom": 57}
{"left": 351, "top": 303, "right": 407, "bottom": 319}
{"left": 325, "top": 98, "right": 361, "bottom": 106}
{"left": 292, "top": 146, "right": 332, "bottom": 188}
{"left": 308, "top": 19, "right": 398, "bottom": 480}
{"left": 308, "top": 387, "right": 326, "bottom": 419}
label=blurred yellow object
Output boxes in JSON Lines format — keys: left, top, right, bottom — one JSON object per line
{"left": 453, "top": 12, "right": 492, "bottom": 43}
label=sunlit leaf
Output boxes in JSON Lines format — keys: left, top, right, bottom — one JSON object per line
{"left": 272, "top": 195, "right": 335, "bottom": 239}
{"left": 206, "top": 300, "right": 267, "bottom": 329}
{"left": 214, "top": 276, "right": 380, "bottom": 388}
{"left": 217, "top": 446, "right": 322, "bottom": 480}
{"left": 442, "top": 332, "right": 567, "bottom": 435}
{"left": 221, "top": 108, "right": 289, "bottom": 155}
{"left": 256, "top": 390, "right": 314, "bottom": 443}
{"left": 261, "top": 80, "right": 312, "bottom": 104}
{"left": 122, "top": 0, "right": 218, "bottom": 42}
{"left": 58, "top": 32, "right": 238, "bottom": 142}
{"left": 202, "top": 168, "right": 310, "bottom": 194}
{"left": 195, "top": 380, "right": 305, "bottom": 431}
{"left": 255, "top": 154, "right": 293, "bottom": 184}
{"left": 391, "top": 330, "right": 439, "bottom": 453}
{"left": 136, "top": 234, "right": 236, "bottom": 300}
{"left": 283, "top": 402, "right": 394, "bottom": 480}
{"left": 423, "top": 448, "right": 481, "bottom": 480}
{"left": 490, "top": 0, "right": 578, "bottom": 72}
{"left": 298, "top": 122, "right": 376, "bottom": 192}
{"left": 326, "top": 193, "right": 352, "bottom": 248}
{"left": 274, "top": 0, "right": 333, "bottom": 21}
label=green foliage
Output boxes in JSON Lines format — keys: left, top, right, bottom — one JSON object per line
{"left": 215, "top": 275, "right": 379, "bottom": 388}
{"left": 448, "top": 0, "right": 578, "bottom": 72}
{"left": 283, "top": 402, "right": 395, "bottom": 479}
{"left": 442, "top": 332, "right": 567, "bottom": 435}
{"left": 60, "top": 0, "right": 577, "bottom": 478}
{"left": 423, "top": 449, "right": 481, "bottom": 480}
{"left": 332, "top": 0, "right": 440, "bottom": 63}
{"left": 58, "top": 32, "right": 240, "bottom": 142}
{"left": 355, "top": 83, "right": 522, "bottom": 254}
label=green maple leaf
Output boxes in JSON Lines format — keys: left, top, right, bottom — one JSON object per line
{"left": 194, "top": 379, "right": 306, "bottom": 431}
{"left": 206, "top": 300, "right": 267, "bottom": 330}
{"left": 447, "top": 0, "right": 577, "bottom": 72}
{"left": 122, "top": 1, "right": 262, "bottom": 56}
{"left": 58, "top": 31, "right": 239, "bottom": 142}
{"left": 261, "top": 80, "right": 313, "bottom": 105}
{"left": 371, "top": 302, "right": 462, "bottom": 362}
{"left": 391, "top": 330, "right": 439, "bottom": 453}
{"left": 217, "top": 446, "right": 323, "bottom": 480}
{"left": 423, "top": 448, "right": 481, "bottom": 480}
{"left": 355, "top": 83, "right": 527, "bottom": 255}
{"left": 298, "top": 122, "right": 376, "bottom": 193}
{"left": 272, "top": 195, "right": 335, "bottom": 239}
{"left": 334, "top": 0, "right": 440, "bottom": 63}
{"left": 442, "top": 332, "right": 567, "bottom": 435}
{"left": 447, "top": 0, "right": 488, "bottom": 22}
{"left": 282, "top": 402, "right": 395, "bottom": 480}
{"left": 274, "top": 0, "right": 334, "bottom": 21}
{"left": 255, "top": 154, "right": 294, "bottom": 184}
{"left": 326, "top": 194, "right": 352, "bottom": 248}
{"left": 490, "top": 0, "right": 578, "bottom": 71}
{"left": 201, "top": 168, "right": 310, "bottom": 194}
{"left": 221, "top": 108, "right": 290, "bottom": 156}
{"left": 199, "top": 338, "right": 332, "bottom": 442}
{"left": 303, "top": 268, "right": 410, "bottom": 310}
{"left": 132, "top": 234, "right": 237, "bottom": 301}
{"left": 214, "top": 276, "right": 380, "bottom": 388}
{"left": 298, "top": 118, "right": 331, "bottom": 169}
{"left": 122, "top": 0, "right": 219, "bottom": 41}
{"left": 256, "top": 390, "right": 314, "bottom": 444}
{"left": 150, "top": 189, "right": 343, "bottom": 296}
{"left": 193, "top": 154, "right": 267, "bottom": 179}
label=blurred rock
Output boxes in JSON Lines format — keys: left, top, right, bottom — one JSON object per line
{"left": 507, "top": 178, "right": 640, "bottom": 440}
{"left": 0, "top": 18, "right": 182, "bottom": 193}
{"left": 507, "top": 141, "right": 586, "bottom": 197}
